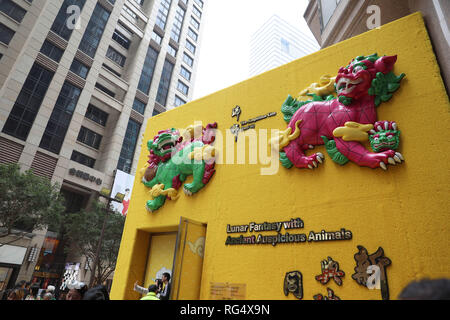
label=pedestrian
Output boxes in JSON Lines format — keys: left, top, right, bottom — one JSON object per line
{"left": 82, "top": 285, "right": 110, "bottom": 300}
{"left": 16, "top": 280, "right": 26, "bottom": 300}
{"left": 6, "top": 288, "right": 22, "bottom": 300}
{"left": 159, "top": 273, "right": 171, "bottom": 300}
{"left": 134, "top": 279, "right": 163, "bottom": 298}
{"left": 24, "top": 281, "right": 32, "bottom": 299}
{"left": 42, "top": 292, "right": 53, "bottom": 300}
{"left": 45, "top": 285, "right": 56, "bottom": 300}
{"left": 398, "top": 278, "right": 450, "bottom": 300}
{"left": 58, "top": 289, "right": 68, "bottom": 301}
{"left": 25, "top": 284, "right": 40, "bottom": 300}
{"left": 65, "top": 282, "right": 88, "bottom": 300}
{"left": 140, "top": 284, "right": 159, "bottom": 300}
{"left": 9, "top": 282, "right": 25, "bottom": 300}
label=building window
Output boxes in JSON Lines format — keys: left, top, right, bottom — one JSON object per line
{"left": 95, "top": 82, "right": 115, "bottom": 98}
{"left": 167, "top": 44, "right": 177, "bottom": 57}
{"left": 0, "top": 0, "right": 27, "bottom": 23}
{"left": 319, "top": 0, "right": 340, "bottom": 32}
{"left": 192, "top": 5, "right": 201, "bottom": 19}
{"left": 177, "top": 80, "right": 189, "bottom": 96}
{"left": 51, "top": 0, "right": 87, "bottom": 41}
{"left": 39, "top": 82, "right": 82, "bottom": 154}
{"left": 180, "top": 65, "right": 191, "bottom": 81}
{"left": 123, "top": 5, "right": 137, "bottom": 20}
{"left": 117, "top": 118, "right": 141, "bottom": 174}
{"left": 137, "top": 46, "right": 159, "bottom": 94}
{"left": 106, "top": 46, "right": 126, "bottom": 67}
{"left": 112, "top": 29, "right": 131, "bottom": 50}
{"left": 193, "top": 0, "right": 203, "bottom": 8}
{"left": 0, "top": 23, "right": 15, "bottom": 45}
{"left": 151, "top": 31, "right": 162, "bottom": 45}
{"left": 187, "top": 27, "right": 198, "bottom": 42}
{"left": 77, "top": 126, "right": 102, "bottom": 149}
{"left": 185, "top": 40, "right": 196, "bottom": 54}
{"left": 2, "top": 63, "right": 55, "bottom": 141}
{"left": 170, "top": 5, "right": 185, "bottom": 43}
{"left": 281, "top": 38, "right": 290, "bottom": 54}
{"left": 190, "top": 16, "right": 200, "bottom": 30}
{"left": 132, "top": 98, "right": 146, "bottom": 115}
{"left": 85, "top": 104, "right": 108, "bottom": 126}
{"left": 70, "top": 59, "right": 90, "bottom": 79}
{"left": 40, "top": 40, "right": 64, "bottom": 62}
{"left": 71, "top": 150, "right": 96, "bottom": 168}
{"left": 155, "top": 0, "right": 172, "bottom": 30}
{"left": 174, "top": 95, "right": 186, "bottom": 107}
{"left": 152, "top": 108, "right": 161, "bottom": 117}
{"left": 78, "top": 3, "right": 111, "bottom": 58}
{"left": 156, "top": 60, "right": 174, "bottom": 106}
{"left": 183, "top": 52, "right": 194, "bottom": 67}
{"left": 102, "top": 63, "right": 122, "bottom": 77}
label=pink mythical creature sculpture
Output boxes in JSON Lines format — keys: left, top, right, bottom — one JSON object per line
{"left": 276, "top": 53, "right": 405, "bottom": 170}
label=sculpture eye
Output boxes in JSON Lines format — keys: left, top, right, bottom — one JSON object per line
{"left": 373, "top": 137, "right": 380, "bottom": 142}
{"left": 386, "top": 134, "right": 394, "bottom": 139}
{"left": 353, "top": 66, "right": 363, "bottom": 74}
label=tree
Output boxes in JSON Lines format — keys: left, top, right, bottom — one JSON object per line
{"left": 0, "top": 163, "right": 66, "bottom": 246}
{"left": 63, "top": 200, "right": 125, "bottom": 286}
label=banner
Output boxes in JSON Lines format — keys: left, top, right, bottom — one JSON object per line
{"left": 110, "top": 170, "right": 135, "bottom": 217}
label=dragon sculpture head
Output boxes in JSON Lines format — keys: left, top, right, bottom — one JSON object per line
{"left": 147, "top": 128, "right": 182, "bottom": 165}
{"left": 336, "top": 54, "right": 400, "bottom": 105}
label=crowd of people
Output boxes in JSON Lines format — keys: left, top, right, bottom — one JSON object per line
{"left": 3, "top": 273, "right": 172, "bottom": 301}
{"left": 4, "top": 280, "right": 110, "bottom": 300}
{"left": 5, "top": 276, "right": 448, "bottom": 300}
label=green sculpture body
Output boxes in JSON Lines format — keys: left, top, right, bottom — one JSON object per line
{"left": 141, "top": 124, "right": 217, "bottom": 213}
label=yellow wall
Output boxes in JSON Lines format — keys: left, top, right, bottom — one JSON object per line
{"left": 111, "top": 13, "right": 450, "bottom": 300}
{"left": 143, "top": 233, "right": 177, "bottom": 289}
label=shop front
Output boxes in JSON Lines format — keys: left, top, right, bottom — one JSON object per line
{"left": 111, "top": 13, "right": 450, "bottom": 300}
{"left": 0, "top": 245, "right": 27, "bottom": 299}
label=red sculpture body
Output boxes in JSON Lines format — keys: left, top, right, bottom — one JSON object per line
{"left": 281, "top": 54, "right": 405, "bottom": 170}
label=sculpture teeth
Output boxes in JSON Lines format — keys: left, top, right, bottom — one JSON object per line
{"left": 392, "top": 122, "right": 397, "bottom": 130}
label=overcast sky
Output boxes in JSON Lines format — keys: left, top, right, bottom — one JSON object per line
{"left": 192, "top": 0, "right": 315, "bottom": 100}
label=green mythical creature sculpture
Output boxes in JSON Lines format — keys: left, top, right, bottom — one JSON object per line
{"left": 140, "top": 123, "right": 218, "bottom": 213}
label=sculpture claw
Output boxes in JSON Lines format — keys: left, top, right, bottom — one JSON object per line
{"left": 395, "top": 152, "right": 404, "bottom": 161}
{"left": 183, "top": 187, "right": 193, "bottom": 196}
{"left": 393, "top": 155, "right": 401, "bottom": 163}
{"left": 388, "top": 158, "right": 396, "bottom": 165}
{"left": 380, "top": 162, "right": 387, "bottom": 170}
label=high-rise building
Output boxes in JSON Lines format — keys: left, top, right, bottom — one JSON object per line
{"left": 0, "top": 0, "right": 207, "bottom": 292}
{"left": 249, "top": 14, "right": 320, "bottom": 77}
{"left": 303, "top": 0, "right": 449, "bottom": 92}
